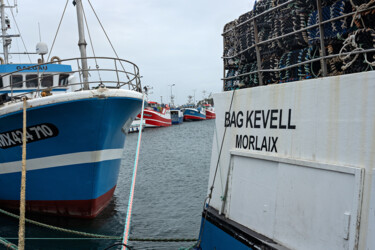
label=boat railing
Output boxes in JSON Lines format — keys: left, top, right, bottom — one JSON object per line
{"left": 0, "top": 56, "right": 142, "bottom": 100}
{"left": 222, "top": 0, "right": 375, "bottom": 90}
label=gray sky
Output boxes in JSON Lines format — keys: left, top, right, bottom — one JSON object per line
{"left": 5, "top": 0, "right": 253, "bottom": 105}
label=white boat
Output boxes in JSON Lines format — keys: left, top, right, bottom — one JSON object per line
{"left": 0, "top": 0, "right": 143, "bottom": 218}
{"left": 197, "top": 0, "right": 375, "bottom": 249}
{"left": 128, "top": 119, "right": 146, "bottom": 133}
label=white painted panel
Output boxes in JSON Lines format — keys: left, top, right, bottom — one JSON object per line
{"left": 273, "top": 163, "right": 356, "bottom": 250}
{"left": 366, "top": 169, "right": 375, "bottom": 250}
{"left": 228, "top": 156, "right": 278, "bottom": 237}
{"left": 227, "top": 152, "right": 363, "bottom": 250}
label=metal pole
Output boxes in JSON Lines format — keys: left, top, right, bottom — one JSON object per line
{"left": 169, "top": 84, "right": 175, "bottom": 106}
{"left": 252, "top": 19, "right": 264, "bottom": 85}
{"left": 1, "top": 0, "right": 8, "bottom": 63}
{"left": 75, "top": 0, "right": 89, "bottom": 89}
{"left": 317, "top": 0, "right": 327, "bottom": 77}
{"left": 223, "top": 31, "right": 226, "bottom": 91}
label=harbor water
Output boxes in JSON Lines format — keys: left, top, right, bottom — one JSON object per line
{"left": 0, "top": 119, "right": 215, "bottom": 249}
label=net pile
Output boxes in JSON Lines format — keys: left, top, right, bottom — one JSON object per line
{"left": 223, "top": 0, "right": 375, "bottom": 91}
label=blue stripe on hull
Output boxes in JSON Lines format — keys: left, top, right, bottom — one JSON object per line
{"left": 198, "top": 218, "right": 253, "bottom": 250}
{"left": 0, "top": 159, "right": 121, "bottom": 201}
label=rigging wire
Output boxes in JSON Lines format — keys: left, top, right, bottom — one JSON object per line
{"left": 46, "top": 0, "right": 69, "bottom": 62}
{"left": 6, "top": 0, "right": 31, "bottom": 63}
{"left": 196, "top": 89, "right": 236, "bottom": 248}
{"left": 87, "top": 0, "right": 131, "bottom": 81}
{"left": 81, "top": 2, "right": 102, "bottom": 83}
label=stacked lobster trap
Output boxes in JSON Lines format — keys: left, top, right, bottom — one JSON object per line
{"left": 223, "top": 0, "right": 375, "bottom": 90}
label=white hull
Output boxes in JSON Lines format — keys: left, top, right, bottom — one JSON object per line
{"left": 208, "top": 71, "right": 375, "bottom": 250}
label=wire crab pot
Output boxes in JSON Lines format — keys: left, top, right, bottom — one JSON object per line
{"left": 222, "top": 0, "right": 375, "bottom": 90}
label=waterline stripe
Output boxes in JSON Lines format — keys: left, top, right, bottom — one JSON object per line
{"left": 0, "top": 149, "right": 124, "bottom": 175}
{"left": 145, "top": 118, "right": 171, "bottom": 124}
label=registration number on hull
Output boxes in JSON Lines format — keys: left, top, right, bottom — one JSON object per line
{"left": 0, "top": 123, "right": 59, "bottom": 149}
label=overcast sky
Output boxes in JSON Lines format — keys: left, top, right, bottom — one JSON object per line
{"left": 5, "top": 0, "right": 254, "bottom": 105}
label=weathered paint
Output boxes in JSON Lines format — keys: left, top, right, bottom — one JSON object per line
{"left": 207, "top": 71, "right": 375, "bottom": 249}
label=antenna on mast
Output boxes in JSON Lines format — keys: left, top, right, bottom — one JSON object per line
{"left": 0, "top": 0, "right": 20, "bottom": 64}
{"left": 36, "top": 22, "right": 48, "bottom": 63}
{"left": 38, "top": 22, "right": 41, "bottom": 42}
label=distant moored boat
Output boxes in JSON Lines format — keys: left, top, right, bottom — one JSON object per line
{"left": 171, "top": 108, "right": 183, "bottom": 124}
{"left": 183, "top": 106, "right": 206, "bottom": 121}
{"left": 204, "top": 104, "right": 216, "bottom": 119}
{"left": 137, "top": 101, "right": 172, "bottom": 127}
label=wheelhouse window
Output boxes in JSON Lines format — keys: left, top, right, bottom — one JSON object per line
{"left": 26, "top": 74, "right": 38, "bottom": 88}
{"left": 41, "top": 75, "right": 53, "bottom": 87}
{"left": 59, "top": 74, "right": 69, "bottom": 86}
{"left": 11, "top": 75, "right": 23, "bottom": 88}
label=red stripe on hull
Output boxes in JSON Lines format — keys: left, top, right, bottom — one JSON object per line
{"left": 206, "top": 111, "right": 216, "bottom": 119}
{"left": 0, "top": 186, "right": 116, "bottom": 218}
{"left": 137, "top": 110, "right": 171, "bottom": 127}
{"left": 184, "top": 115, "right": 205, "bottom": 121}
{"left": 145, "top": 119, "right": 172, "bottom": 127}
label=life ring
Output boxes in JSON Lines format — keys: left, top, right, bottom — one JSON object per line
{"left": 0, "top": 57, "right": 4, "bottom": 65}
{"left": 50, "top": 56, "right": 61, "bottom": 64}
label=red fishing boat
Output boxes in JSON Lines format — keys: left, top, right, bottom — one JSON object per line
{"left": 137, "top": 101, "right": 172, "bottom": 127}
{"left": 204, "top": 104, "right": 216, "bottom": 119}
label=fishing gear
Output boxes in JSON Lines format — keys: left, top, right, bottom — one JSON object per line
{"left": 222, "top": 0, "right": 375, "bottom": 90}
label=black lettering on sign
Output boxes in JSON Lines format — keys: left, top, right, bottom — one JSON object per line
{"left": 16, "top": 65, "right": 48, "bottom": 71}
{"left": 224, "top": 108, "right": 296, "bottom": 130}
{"left": 235, "top": 134, "right": 278, "bottom": 153}
{"left": 224, "top": 112, "right": 230, "bottom": 127}
{"left": 0, "top": 123, "right": 59, "bottom": 149}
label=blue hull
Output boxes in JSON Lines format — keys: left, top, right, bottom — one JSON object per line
{"left": 197, "top": 207, "right": 283, "bottom": 250}
{"left": 183, "top": 108, "right": 205, "bottom": 121}
{"left": 172, "top": 116, "right": 183, "bottom": 124}
{"left": 0, "top": 96, "right": 142, "bottom": 217}
{"left": 171, "top": 109, "right": 183, "bottom": 125}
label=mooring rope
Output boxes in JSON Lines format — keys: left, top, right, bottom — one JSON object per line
{"left": 18, "top": 97, "right": 27, "bottom": 250}
{"left": 0, "top": 208, "right": 119, "bottom": 239}
{"left": 122, "top": 94, "right": 146, "bottom": 249}
{"left": 0, "top": 206, "right": 197, "bottom": 243}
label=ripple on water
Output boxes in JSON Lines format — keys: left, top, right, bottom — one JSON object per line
{"left": 0, "top": 119, "right": 215, "bottom": 249}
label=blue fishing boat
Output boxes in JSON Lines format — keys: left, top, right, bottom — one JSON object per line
{"left": 183, "top": 106, "right": 206, "bottom": 121}
{"left": 0, "top": 1, "right": 143, "bottom": 218}
{"left": 171, "top": 108, "right": 183, "bottom": 124}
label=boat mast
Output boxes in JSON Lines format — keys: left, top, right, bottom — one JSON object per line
{"left": 1, "top": 0, "right": 9, "bottom": 63}
{"left": 75, "top": 0, "right": 89, "bottom": 90}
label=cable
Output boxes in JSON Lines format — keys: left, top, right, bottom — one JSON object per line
{"left": 87, "top": 0, "right": 131, "bottom": 81}
{"left": 46, "top": 0, "right": 69, "bottom": 62}
{"left": 6, "top": 0, "right": 31, "bottom": 63}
